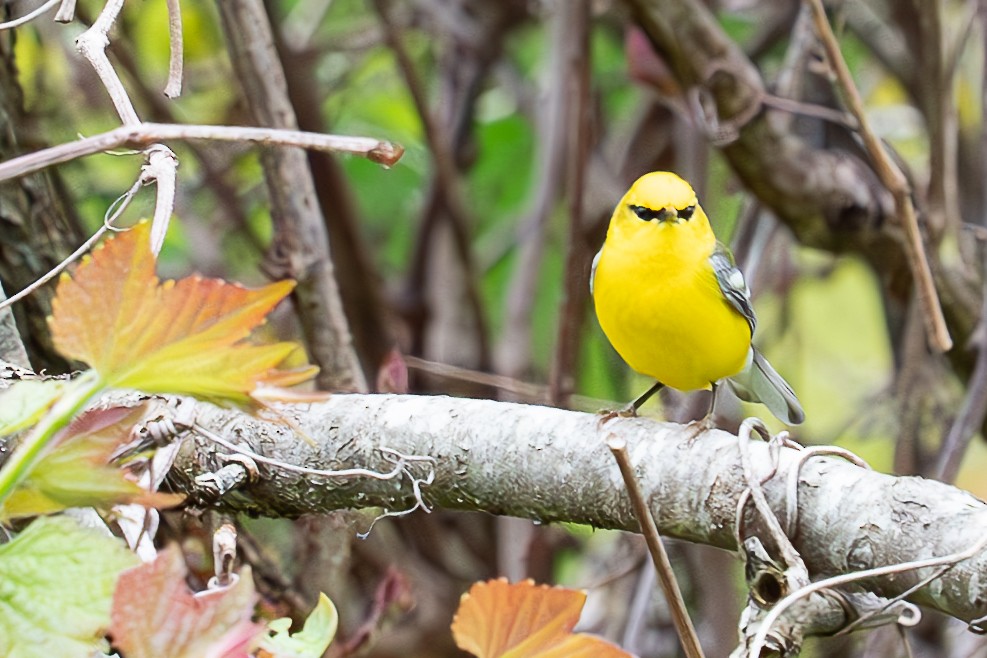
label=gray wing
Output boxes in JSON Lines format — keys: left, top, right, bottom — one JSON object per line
{"left": 728, "top": 348, "right": 805, "bottom": 424}
{"left": 709, "top": 242, "right": 756, "bottom": 336}
{"left": 589, "top": 248, "right": 602, "bottom": 297}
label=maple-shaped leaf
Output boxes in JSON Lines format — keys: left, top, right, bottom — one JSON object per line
{"left": 451, "top": 579, "right": 634, "bottom": 658}
{"left": 49, "top": 220, "right": 317, "bottom": 405}
{"left": 0, "top": 404, "right": 183, "bottom": 520}
{"left": 111, "top": 544, "right": 264, "bottom": 658}
{"left": 0, "top": 515, "right": 139, "bottom": 658}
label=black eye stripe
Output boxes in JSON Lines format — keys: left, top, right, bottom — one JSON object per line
{"left": 628, "top": 204, "right": 660, "bottom": 221}
{"left": 628, "top": 203, "right": 697, "bottom": 221}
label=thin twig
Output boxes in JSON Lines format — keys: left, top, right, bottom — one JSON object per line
{"left": 373, "top": 0, "right": 491, "bottom": 370}
{"left": 216, "top": 0, "right": 368, "bottom": 393}
{"left": 163, "top": 0, "right": 184, "bottom": 98}
{"left": 495, "top": 0, "right": 575, "bottom": 384}
{"left": 0, "top": 122, "right": 404, "bottom": 182}
{"left": 371, "top": 0, "right": 471, "bottom": 238}
{"left": 749, "top": 531, "right": 987, "bottom": 655}
{"left": 356, "top": 467, "right": 435, "bottom": 539}
{"left": 54, "top": 0, "right": 76, "bottom": 22}
{"left": 0, "top": 175, "right": 139, "bottom": 314}
{"left": 737, "top": 418, "right": 805, "bottom": 573}
{"left": 403, "top": 354, "right": 612, "bottom": 410}
{"left": 192, "top": 423, "right": 435, "bottom": 482}
{"left": 549, "top": 0, "right": 592, "bottom": 407}
{"left": 936, "top": 254, "right": 987, "bottom": 482}
{"left": 761, "top": 94, "right": 857, "bottom": 129}
{"left": 0, "top": 0, "right": 60, "bottom": 30}
{"left": 805, "top": 0, "right": 952, "bottom": 352}
{"left": 837, "top": 566, "right": 941, "bottom": 635}
{"left": 784, "top": 445, "right": 871, "bottom": 535}
{"left": 75, "top": 0, "right": 141, "bottom": 126}
{"left": 607, "top": 435, "right": 705, "bottom": 658}
{"left": 142, "top": 144, "right": 179, "bottom": 255}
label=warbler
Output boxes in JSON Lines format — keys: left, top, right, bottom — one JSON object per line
{"left": 591, "top": 171, "right": 804, "bottom": 426}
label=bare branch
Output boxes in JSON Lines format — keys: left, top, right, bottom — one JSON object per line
{"left": 750, "top": 532, "right": 987, "bottom": 655}
{"left": 163, "top": 0, "right": 184, "bottom": 98}
{"left": 163, "top": 393, "right": 987, "bottom": 626}
{"left": 142, "top": 145, "right": 179, "bottom": 256}
{"left": 0, "top": 0, "right": 60, "bottom": 30}
{"left": 0, "top": 175, "right": 139, "bottom": 315}
{"left": 216, "top": 0, "right": 368, "bottom": 393}
{"left": 936, "top": 255, "right": 987, "bottom": 482}
{"left": 53, "top": 0, "right": 75, "bottom": 22}
{"left": 608, "top": 435, "right": 705, "bottom": 658}
{"left": 495, "top": 0, "right": 578, "bottom": 382}
{"left": 805, "top": 0, "right": 952, "bottom": 352}
{"left": 0, "top": 122, "right": 403, "bottom": 182}
{"left": 75, "top": 0, "right": 140, "bottom": 126}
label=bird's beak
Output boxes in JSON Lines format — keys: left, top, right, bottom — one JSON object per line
{"left": 656, "top": 207, "right": 676, "bottom": 223}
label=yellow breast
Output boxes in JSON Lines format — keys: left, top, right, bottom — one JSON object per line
{"left": 592, "top": 176, "right": 751, "bottom": 391}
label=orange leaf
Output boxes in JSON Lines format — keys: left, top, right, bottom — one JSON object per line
{"left": 451, "top": 579, "right": 634, "bottom": 658}
{"left": 50, "top": 221, "right": 316, "bottom": 405}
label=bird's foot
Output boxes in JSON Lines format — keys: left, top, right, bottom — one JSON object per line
{"left": 596, "top": 402, "right": 638, "bottom": 428}
{"left": 681, "top": 414, "right": 717, "bottom": 442}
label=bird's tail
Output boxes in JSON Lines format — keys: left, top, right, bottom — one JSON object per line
{"left": 726, "top": 348, "right": 804, "bottom": 425}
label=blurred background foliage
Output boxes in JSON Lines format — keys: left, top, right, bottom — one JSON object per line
{"left": 5, "top": 0, "right": 987, "bottom": 655}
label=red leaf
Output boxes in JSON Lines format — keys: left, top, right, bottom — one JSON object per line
{"left": 111, "top": 545, "right": 263, "bottom": 658}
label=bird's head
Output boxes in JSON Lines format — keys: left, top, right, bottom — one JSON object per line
{"left": 607, "top": 172, "right": 715, "bottom": 252}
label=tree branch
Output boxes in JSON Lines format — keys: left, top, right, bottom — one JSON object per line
{"left": 216, "top": 0, "right": 369, "bottom": 393}
{"left": 804, "top": 0, "right": 951, "bottom": 352}
{"left": 0, "top": 122, "right": 403, "bottom": 183}
{"left": 164, "top": 393, "right": 987, "bottom": 627}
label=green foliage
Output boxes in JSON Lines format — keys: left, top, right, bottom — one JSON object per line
{"left": 469, "top": 114, "right": 536, "bottom": 232}
{"left": 0, "top": 516, "right": 139, "bottom": 658}
{"left": 0, "top": 379, "right": 69, "bottom": 437}
{"left": 262, "top": 593, "right": 339, "bottom": 658}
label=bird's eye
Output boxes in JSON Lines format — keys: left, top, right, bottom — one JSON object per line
{"left": 679, "top": 205, "right": 696, "bottom": 220}
{"left": 629, "top": 204, "right": 657, "bottom": 221}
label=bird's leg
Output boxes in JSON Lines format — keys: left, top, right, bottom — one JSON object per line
{"left": 598, "top": 381, "right": 664, "bottom": 425}
{"left": 626, "top": 380, "right": 665, "bottom": 414}
{"left": 683, "top": 382, "right": 719, "bottom": 440}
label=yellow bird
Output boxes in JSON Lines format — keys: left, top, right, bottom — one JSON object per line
{"left": 591, "top": 171, "right": 804, "bottom": 426}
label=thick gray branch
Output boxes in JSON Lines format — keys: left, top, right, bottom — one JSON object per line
{"left": 216, "top": 0, "right": 367, "bottom": 393}
{"left": 167, "top": 393, "right": 987, "bottom": 625}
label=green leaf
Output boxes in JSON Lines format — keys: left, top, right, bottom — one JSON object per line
{"left": 0, "top": 405, "right": 183, "bottom": 521}
{"left": 0, "top": 379, "right": 71, "bottom": 437}
{"left": 0, "top": 516, "right": 139, "bottom": 658}
{"left": 261, "top": 592, "right": 338, "bottom": 658}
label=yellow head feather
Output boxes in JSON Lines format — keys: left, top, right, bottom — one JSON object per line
{"left": 606, "top": 171, "right": 715, "bottom": 262}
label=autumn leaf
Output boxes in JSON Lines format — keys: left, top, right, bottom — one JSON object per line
{"left": 451, "top": 579, "right": 634, "bottom": 658}
{"left": 49, "top": 220, "right": 317, "bottom": 405}
{"left": 0, "top": 404, "right": 183, "bottom": 520}
{"left": 110, "top": 544, "right": 263, "bottom": 658}
{"left": 0, "top": 515, "right": 139, "bottom": 658}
